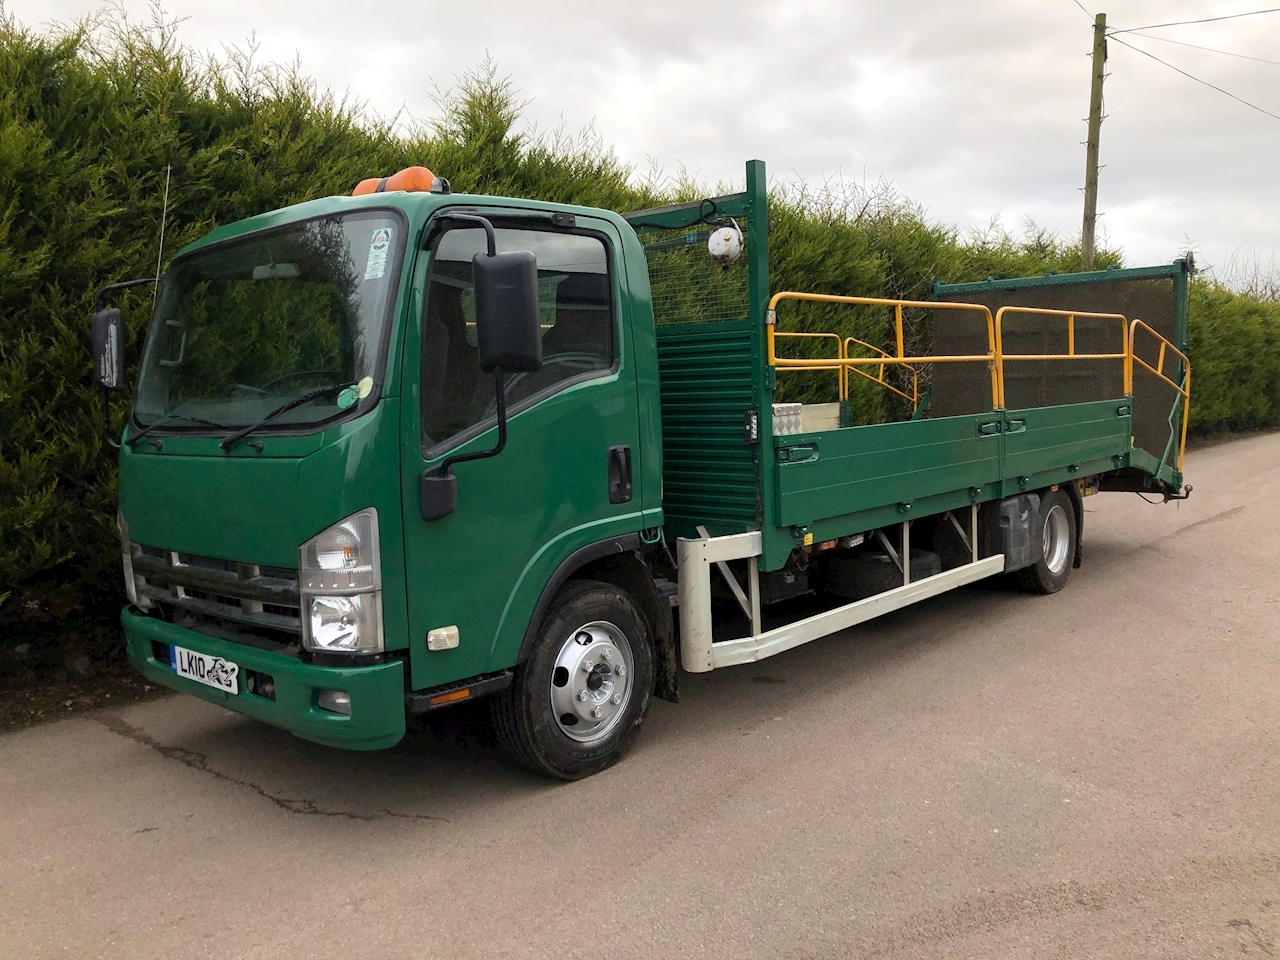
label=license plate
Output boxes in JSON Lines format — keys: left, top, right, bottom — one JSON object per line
{"left": 170, "top": 644, "right": 239, "bottom": 695}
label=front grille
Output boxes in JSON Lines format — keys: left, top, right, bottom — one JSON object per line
{"left": 132, "top": 544, "right": 302, "bottom": 639}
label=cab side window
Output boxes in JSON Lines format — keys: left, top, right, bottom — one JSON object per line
{"left": 420, "top": 225, "right": 614, "bottom": 451}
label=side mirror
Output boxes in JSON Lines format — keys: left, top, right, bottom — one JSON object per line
{"left": 472, "top": 250, "right": 542, "bottom": 373}
{"left": 92, "top": 307, "right": 124, "bottom": 390}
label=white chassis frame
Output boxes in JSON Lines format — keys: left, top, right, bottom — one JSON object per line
{"left": 676, "top": 505, "right": 1005, "bottom": 672}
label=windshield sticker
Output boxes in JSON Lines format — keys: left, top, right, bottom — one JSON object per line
{"left": 336, "top": 385, "right": 360, "bottom": 409}
{"left": 358, "top": 376, "right": 374, "bottom": 399}
{"left": 364, "top": 227, "right": 393, "bottom": 280}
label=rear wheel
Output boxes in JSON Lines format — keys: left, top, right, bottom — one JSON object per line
{"left": 492, "top": 580, "right": 653, "bottom": 780}
{"left": 1017, "top": 489, "right": 1077, "bottom": 594}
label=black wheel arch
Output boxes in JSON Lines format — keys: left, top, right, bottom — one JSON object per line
{"left": 518, "top": 534, "right": 678, "bottom": 703}
{"left": 1065, "top": 480, "right": 1085, "bottom": 568}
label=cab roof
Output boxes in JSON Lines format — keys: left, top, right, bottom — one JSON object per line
{"left": 173, "top": 189, "right": 632, "bottom": 262}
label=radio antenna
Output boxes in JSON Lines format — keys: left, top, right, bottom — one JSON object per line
{"left": 153, "top": 164, "right": 171, "bottom": 304}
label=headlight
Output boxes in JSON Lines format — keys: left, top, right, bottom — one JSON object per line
{"left": 299, "top": 508, "right": 384, "bottom": 654}
{"left": 118, "top": 512, "right": 139, "bottom": 606}
{"left": 308, "top": 594, "right": 381, "bottom": 652}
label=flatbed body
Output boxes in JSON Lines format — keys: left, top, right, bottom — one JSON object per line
{"left": 625, "top": 161, "right": 1188, "bottom": 573}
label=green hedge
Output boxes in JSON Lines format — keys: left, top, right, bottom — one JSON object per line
{"left": 1186, "top": 280, "right": 1280, "bottom": 432}
{"left": 1, "top": 14, "right": 1275, "bottom": 669}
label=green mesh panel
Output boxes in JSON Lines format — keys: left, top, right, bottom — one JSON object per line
{"left": 641, "top": 226, "right": 750, "bottom": 326}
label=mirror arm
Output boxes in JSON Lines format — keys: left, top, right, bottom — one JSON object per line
{"left": 435, "top": 213, "right": 496, "bottom": 256}
{"left": 420, "top": 371, "right": 509, "bottom": 521}
{"left": 95, "top": 276, "right": 158, "bottom": 311}
{"left": 101, "top": 386, "right": 120, "bottom": 451}
{"left": 92, "top": 276, "right": 155, "bottom": 453}
{"left": 434, "top": 370, "right": 508, "bottom": 478}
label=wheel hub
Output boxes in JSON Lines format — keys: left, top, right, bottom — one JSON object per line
{"left": 1043, "top": 503, "right": 1072, "bottom": 576}
{"left": 549, "top": 621, "right": 633, "bottom": 743}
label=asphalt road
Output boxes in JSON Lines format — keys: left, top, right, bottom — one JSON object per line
{"left": 5, "top": 434, "right": 1279, "bottom": 959}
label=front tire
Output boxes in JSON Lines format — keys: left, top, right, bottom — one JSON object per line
{"left": 1017, "top": 489, "right": 1077, "bottom": 594}
{"left": 492, "top": 580, "right": 654, "bottom": 780}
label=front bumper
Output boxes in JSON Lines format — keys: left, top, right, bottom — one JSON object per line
{"left": 123, "top": 607, "right": 406, "bottom": 751}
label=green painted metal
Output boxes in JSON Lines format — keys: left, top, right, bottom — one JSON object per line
{"left": 1000, "top": 399, "right": 1131, "bottom": 495}
{"left": 123, "top": 607, "right": 406, "bottom": 750}
{"left": 743, "top": 161, "right": 784, "bottom": 571}
{"left": 623, "top": 191, "right": 752, "bottom": 233}
{"left": 397, "top": 211, "right": 650, "bottom": 691}
{"left": 1129, "top": 447, "right": 1182, "bottom": 488}
{"left": 623, "top": 161, "right": 770, "bottom": 547}
{"left": 120, "top": 400, "right": 414, "bottom": 652}
{"left": 932, "top": 259, "right": 1191, "bottom": 488}
{"left": 616, "top": 220, "right": 666, "bottom": 521}
{"left": 1153, "top": 384, "right": 1187, "bottom": 480}
{"left": 650, "top": 318, "right": 758, "bottom": 539}
{"left": 770, "top": 413, "right": 1003, "bottom": 568}
{"left": 117, "top": 187, "right": 657, "bottom": 748}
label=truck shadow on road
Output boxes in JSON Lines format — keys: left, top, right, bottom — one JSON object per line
{"left": 96, "top": 700, "right": 547, "bottom": 824}
{"left": 98, "top": 577, "right": 1057, "bottom": 824}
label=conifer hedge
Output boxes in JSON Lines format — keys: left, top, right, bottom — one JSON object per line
{"left": 1, "top": 12, "right": 1276, "bottom": 669}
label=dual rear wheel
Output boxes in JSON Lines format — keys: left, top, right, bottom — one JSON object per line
{"left": 1017, "top": 488, "right": 1078, "bottom": 594}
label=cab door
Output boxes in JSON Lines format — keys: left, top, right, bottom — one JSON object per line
{"left": 398, "top": 213, "right": 644, "bottom": 691}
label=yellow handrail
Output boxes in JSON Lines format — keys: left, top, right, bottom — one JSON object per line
{"left": 843, "top": 336, "right": 920, "bottom": 405}
{"left": 766, "top": 293, "right": 1192, "bottom": 476}
{"left": 1130, "top": 319, "right": 1192, "bottom": 471}
{"left": 767, "top": 292, "right": 999, "bottom": 408}
{"left": 768, "top": 330, "right": 851, "bottom": 399}
{"left": 992, "top": 306, "right": 1131, "bottom": 409}
{"left": 768, "top": 329, "right": 922, "bottom": 405}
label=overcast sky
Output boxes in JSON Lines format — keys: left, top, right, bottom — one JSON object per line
{"left": 15, "top": 0, "right": 1280, "bottom": 280}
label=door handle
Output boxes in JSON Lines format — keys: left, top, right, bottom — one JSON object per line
{"left": 977, "top": 421, "right": 1001, "bottom": 437}
{"left": 777, "top": 444, "right": 819, "bottom": 463}
{"left": 1004, "top": 419, "right": 1026, "bottom": 434}
{"left": 608, "top": 445, "right": 633, "bottom": 505}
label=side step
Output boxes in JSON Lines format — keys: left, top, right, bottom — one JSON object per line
{"left": 676, "top": 525, "right": 1004, "bottom": 672}
{"left": 709, "top": 555, "right": 1004, "bottom": 669}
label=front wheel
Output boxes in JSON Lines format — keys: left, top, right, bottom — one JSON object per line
{"left": 492, "top": 581, "right": 653, "bottom": 780}
{"left": 1017, "top": 489, "right": 1077, "bottom": 594}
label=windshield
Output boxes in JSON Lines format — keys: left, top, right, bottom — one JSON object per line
{"left": 134, "top": 210, "right": 405, "bottom": 431}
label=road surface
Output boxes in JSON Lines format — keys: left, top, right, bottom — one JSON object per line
{"left": 4, "top": 433, "right": 1279, "bottom": 959}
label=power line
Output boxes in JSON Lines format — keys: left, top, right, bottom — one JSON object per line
{"left": 1070, "top": 0, "right": 1094, "bottom": 20}
{"left": 1110, "top": 35, "right": 1280, "bottom": 121}
{"left": 1124, "top": 31, "right": 1280, "bottom": 67}
{"left": 1110, "top": 8, "right": 1280, "bottom": 35}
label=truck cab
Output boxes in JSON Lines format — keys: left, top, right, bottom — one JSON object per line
{"left": 112, "top": 175, "right": 672, "bottom": 778}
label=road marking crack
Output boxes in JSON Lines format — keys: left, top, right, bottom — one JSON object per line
{"left": 94, "top": 714, "right": 448, "bottom": 823}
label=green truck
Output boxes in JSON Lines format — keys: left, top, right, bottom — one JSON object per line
{"left": 92, "top": 159, "right": 1192, "bottom": 779}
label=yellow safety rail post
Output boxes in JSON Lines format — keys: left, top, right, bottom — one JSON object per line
{"left": 992, "top": 307, "right": 1130, "bottom": 409}
{"left": 1129, "top": 319, "right": 1192, "bottom": 471}
{"left": 841, "top": 335, "right": 919, "bottom": 405}
{"left": 767, "top": 293, "right": 1000, "bottom": 410}
{"left": 765, "top": 330, "right": 848, "bottom": 398}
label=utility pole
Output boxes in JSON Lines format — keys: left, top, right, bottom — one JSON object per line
{"left": 1081, "top": 11, "right": 1107, "bottom": 270}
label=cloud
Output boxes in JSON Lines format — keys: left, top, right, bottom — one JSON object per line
{"left": 15, "top": 0, "right": 1280, "bottom": 273}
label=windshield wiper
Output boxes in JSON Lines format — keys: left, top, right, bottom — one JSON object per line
{"left": 127, "top": 413, "right": 231, "bottom": 448}
{"left": 219, "top": 382, "right": 355, "bottom": 453}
